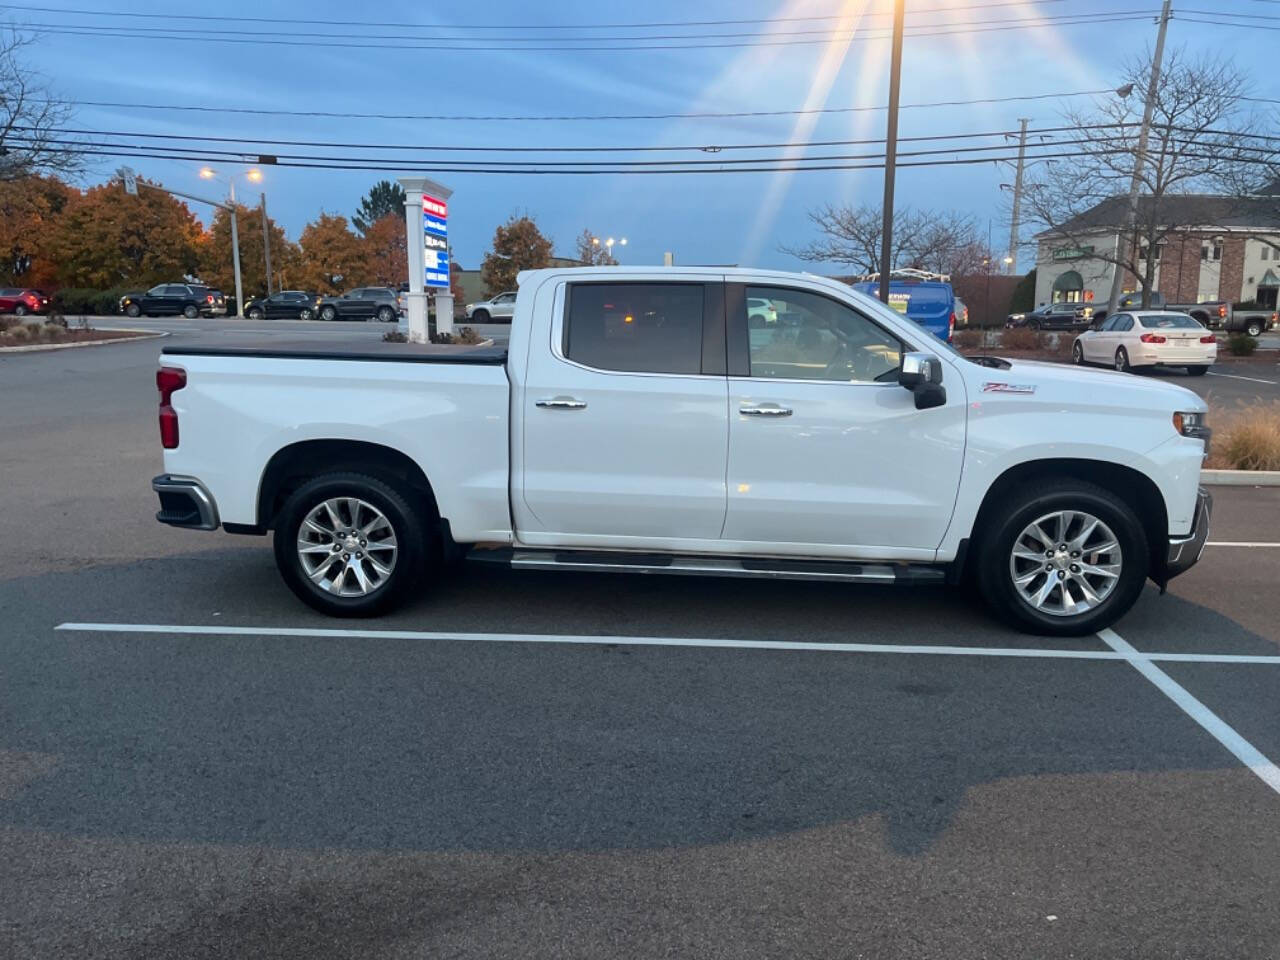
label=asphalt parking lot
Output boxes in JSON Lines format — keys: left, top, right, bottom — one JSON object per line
{"left": 3, "top": 330, "right": 1279, "bottom": 959}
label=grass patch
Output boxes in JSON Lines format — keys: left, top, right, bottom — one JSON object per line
{"left": 1206, "top": 403, "right": 1280, "bottom": 470}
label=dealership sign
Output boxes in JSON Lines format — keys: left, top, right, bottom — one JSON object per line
{"left": 1052, "top": 245, "right": 1094, "bottom": 261}
{"left": 423, "top": 194, "right": 449, "bottom": 288}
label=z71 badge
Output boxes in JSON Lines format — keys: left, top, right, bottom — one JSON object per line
{"left": 981, "top": 382, "right": 1037, "bottom": 394}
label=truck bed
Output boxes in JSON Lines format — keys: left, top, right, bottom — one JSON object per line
{"left": 162, "top": 339, "right": 508, "bottom": 364}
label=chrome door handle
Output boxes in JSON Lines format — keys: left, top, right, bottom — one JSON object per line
{"left": 739, "top": 403, "right": 792, "bottom": 417}
{"left": 535, "top": 397, "right": 587, "bottom": 410}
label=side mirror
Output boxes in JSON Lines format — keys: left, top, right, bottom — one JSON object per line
{"left": 899, "top": 352, "right": 947, "bottom": 410}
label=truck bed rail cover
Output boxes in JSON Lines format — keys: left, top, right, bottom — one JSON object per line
{"left": 160, "top": 339, "right": 508, "bottom": 364}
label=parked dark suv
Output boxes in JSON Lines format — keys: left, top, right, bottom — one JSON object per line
{"left": 315, "top": 286, "right": 401, "bottom": 322}
{"left": 244, "top": 290, "right": 322, "bottom": 321}
{"left": 120, "top": 284, "right": 225, "bottom": 318}
{"left": 1005, "top": 301, "right": 1093, "bottom": 331}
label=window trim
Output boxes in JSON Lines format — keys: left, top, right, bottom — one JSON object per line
{"left": 555, "top": 279, "right": 725, "bottom": 379}
{"left": 725, "top": 281, "right": 910, "bottom": 386}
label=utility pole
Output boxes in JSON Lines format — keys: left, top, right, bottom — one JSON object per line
{"left": 227, "top": 178, "right": 245, "bottom": 318}
{"left": 260, "top": 192, "right": 273, "bottom": 296}
{"left": 1007, "top": 117, "right": 1030, "bottom": 275}
{"left": 1105, "top": 0, "right": 1172, "bottom": 315}
{"left": 877, "top": 0, "right": 906, "bottom": 305}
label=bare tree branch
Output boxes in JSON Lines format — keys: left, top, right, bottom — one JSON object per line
{"left": 0, "top": 25, "right": 80, "bottom": 181}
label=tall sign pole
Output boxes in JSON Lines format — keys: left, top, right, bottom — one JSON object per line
{"left": 1105, "top": 0, "right": 1172, "bottom": 315}
{"left": 877, "top": 0, "right": 906, "bottom": 304}
{"left": 1007, "top": 117, "right": 1030, "bottom": 275}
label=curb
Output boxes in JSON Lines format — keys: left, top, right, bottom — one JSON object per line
{"left": 0, "top": 330, "right": 168, "bottom": 354}
{"left": 1202, "top": 469, "right": 1280, "bottom": 486}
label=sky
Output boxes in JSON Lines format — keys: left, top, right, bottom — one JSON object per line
{"left": 17, "top": 0, "right": 1280, "bottom": 274}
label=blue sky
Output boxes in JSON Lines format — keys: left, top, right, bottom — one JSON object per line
{"left": 23, "top": 0, "right": 1280, "bottom": 272}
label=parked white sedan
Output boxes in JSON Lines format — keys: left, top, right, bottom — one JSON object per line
{"left": 1072, "top": 310, "right": 1217, "bottom": 376}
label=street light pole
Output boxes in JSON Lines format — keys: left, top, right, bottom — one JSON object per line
{"left": 227, "top": 178, "right": 245, "bottom": 319}
{"left": 877, "top": 0, "right": 906, "bottom": 304}
{"left": 1105, "top": 0, "right": 1173, "bottom": 315}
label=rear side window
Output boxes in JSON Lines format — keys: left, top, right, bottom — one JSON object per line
{"left": 565, "top": 283, "right": 704, "bottom": 375}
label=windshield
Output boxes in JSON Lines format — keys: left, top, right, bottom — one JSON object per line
{"left": 1138, "top": 314, "right": 1202, "bottom": 329}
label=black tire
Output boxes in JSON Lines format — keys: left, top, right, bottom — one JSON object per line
{"left": 320, "top": 305, "right": 337, "bottom": 321}
{"left": 376, "top": 305, "right": 395, "bottom": 323}
{"left": 1028, "top": 320, "right": 1040, "bottom": 331}
{"left": 124, "top": 303, "right": 141, "bottom": 318}
{"left": 299, "top": 308, "right": 314, "bottom": 322}
{"left": 1071, "top": 341, "right": 1085, "bottom": 365}
{"left": 974, "top": 479, "right": 1149, "bottom": 637}
{"left": 471, "top": 308, "right": 490, "bottom": 323}
{"left": 247, "top": 307, "right": 265, "bottom": 320}
{"left": 273, "top": 472, "right": 429, "bottom": 617}
{"left": 183, "top": 304, "right": 199, "bottom": 319}
{"left": 1246, "top": 320, "right": 1263, "bottom": 337}
{"left": 1114, "top": 346, "right": 1131, "bottom": 372}
{"left": 1186, "top": 365, "right": 1209, "bottom": 376}
{"left": 13, "top": 304, "right": 27, "bottom": 317}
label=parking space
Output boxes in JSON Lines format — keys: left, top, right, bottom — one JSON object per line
{"left": 3, "top": 334, "right": 1280, "bottom": 957}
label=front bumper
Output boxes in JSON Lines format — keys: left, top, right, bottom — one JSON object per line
{"left": 1165, "top": 486, "right": 1212, "bottom": 582}
{"left": 152, "top": 474, "right": 220, "bottom": 530}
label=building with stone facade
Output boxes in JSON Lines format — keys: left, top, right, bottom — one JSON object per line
{"left": 1033, "top": 195, "right": 1280, "bottom": 309}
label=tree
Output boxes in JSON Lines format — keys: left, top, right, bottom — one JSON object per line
{"left": 296, "top": 212, "right": 369, "bottom": 294}
{"left": 362, "top": 213, "right": 407, "bottom": 286}
{"left": 481, "top": 214, "right": 552, "bottom": 295}
{"left": 198, "top": 203, "right": 298, "bottom": 298}
{"left": 783, "top": 203, "right": 987, "bottom": 276}
{"left": 449, "top": 258, "right": 465, "bottom": 304}
{"left": 0, "top": 28, "right": 79, "bottom": 180}
{"left": 1021, "top": 49, "right": 1266, "bottom": 308}
{"left": 574, "top": 228, "right": 618, "bottom": 266}
{"left": 47, "top": 175, "right": 202, "bottom": 288}
{"left": 353, "top": 180, "right": 406, "bottom": 235}
{"left": 0, "top": 173, "right": 75, "bottom": 287}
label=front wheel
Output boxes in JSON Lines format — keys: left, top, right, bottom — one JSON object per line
{"left": 1027, "top": 320, "right": 1040, "bottom": 331}
{"left": 376, "top": 305, "right": 395, "bottom": 323}
{"left": 975, "top": 480, "right": 1149, "bottom": 636}
{"left": 247, "top": 307, "right": 265, "bottom": 320}
{"left": 1072, "top": 341, "right": 1085, "bottom": 365}
{"left": 124, "top": 303, "right": 141, "bottom": 318}
{"left": 1246, "top": 321, "right": 1263, "bottom": 337}
{"left": 1115, "top": 347, "right": 1131, "bottom": 372}
{"left": 471, "top": 308, "right": 490, "bottom": 323}
{"left": 1186, "top": 365, "right": 1209, "bottom": 376}
{"left": 273, "top": 472, "right": 428, "bottom": 617}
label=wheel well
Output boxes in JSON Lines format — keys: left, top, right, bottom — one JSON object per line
{"left": 968, "top": 458, "right": 1168, "bottom": 575}
{"left": 257, "top": 439, "right": 439, "bottom": 530}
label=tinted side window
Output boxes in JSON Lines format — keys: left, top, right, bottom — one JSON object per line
{"left": 565, "top": 283, "right": 704, "bottom": 375}
{"left": 745, "top": 286, "right": 902, "bottom": 383}
{"left": 164, "top": 285, "right": 188, "bottom": 296}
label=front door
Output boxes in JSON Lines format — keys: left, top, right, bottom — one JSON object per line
{"left": 722, "top": 283, "right": 966, "bottom": 558}
{"left": 517, "top": 278, "right": 729, "bottom": 547}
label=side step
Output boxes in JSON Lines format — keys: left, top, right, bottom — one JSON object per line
{"left": 494, "top": 549, "right": 946, "bottom": 585}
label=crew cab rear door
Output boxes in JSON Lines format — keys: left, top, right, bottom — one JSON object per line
{"left": 721, "top": 282, "right": 966, "bottom": 557}
{"left": 516, "top": 278, "right": 729, "bottom": 546}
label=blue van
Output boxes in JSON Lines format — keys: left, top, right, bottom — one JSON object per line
{"left": 850, "top": 276, "right": 956, "bottom": 343}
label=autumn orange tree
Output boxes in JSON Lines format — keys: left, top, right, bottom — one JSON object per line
{"left": 199, "top": 203, "right": 298, "bottom": 298}
{"left": 0, "top": 174, "right": 76, "bottom": 287}
{"left": 47, "top": 174, "right": 203, "bottom": 288}
{"left": 296, "top": 212, "right": 369, "bottom": 294}
{"left": 481, "top": 214, "right": 552, "bottom": 295}
{"left": 362, "top": 213, "right": 407, "bottom": 287}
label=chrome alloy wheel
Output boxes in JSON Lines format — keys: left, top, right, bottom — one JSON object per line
{"left": 1008, "top": 509, "right": 1122, "bottom": 617}
{"left": 296, "top": 497, "right": 398, "bottom": 596}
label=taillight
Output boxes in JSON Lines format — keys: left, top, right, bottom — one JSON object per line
{"left": 1218, "top": 305, "right": 1227, "bottom": 318}
{"left": 156, "top": 366, "right": 186, "bottom": 449}
{"left": 206, "top": 295, "right": 214, "bottom": 303}
{"left": 1140, "top": 333, "right": 1166, "bottom": 343}
{"left": 1200, "top": 334, "right": 1216, "bottom": 343}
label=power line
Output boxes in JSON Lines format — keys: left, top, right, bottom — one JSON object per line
{"left": 47, "top": 88, "right": 1119, "bottom": 124}
{"left": 15, "top": 13, "right": 1158, "bottom": 52}
{"left": 0, "top": 0, "right": 1070, "bottom": 30}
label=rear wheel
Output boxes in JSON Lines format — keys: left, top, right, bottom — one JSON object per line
{"left": 1186, "top": 365, "right": 1209, "bottom": 376}
{"left": 183, "top": 304, "right": 199, "bottom": 319}
{"left": 299, "top": 308, "right": 314, "bottom": 322}
{"left": 13, "top": 304, "right": 26, "bottom": 317}
{"left": 1114, "top": 347, "right": 1131, "bottom": 372}
{"left": 1246, "top": 320, "right": 1263, "bottom": 337}
{"left": 975, "top": 480, "right": 1149, "bottom": 636}
{"left": 273, "top": 472, "right": 428, "bottom": 617}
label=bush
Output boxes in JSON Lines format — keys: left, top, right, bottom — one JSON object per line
{"left": 429, "top": 325, "right": 482, "bottom": 345}
{"left": 1227, "top": 333, "right": 1258, "bottom": 356}
{"left": 51, "top": 286, "right": 140, "bottom": 316}
{"left": 1207, "top": 404, "right": 1280, "bottom": 471}
{"left": 952, "top": 329, "right": 983, "bottom": 350}
{"left": 382, "top": 330, "right": 408, "bottom": 343}
{"left": 1001, "top": 327, "right": 1041, "bottom": 351}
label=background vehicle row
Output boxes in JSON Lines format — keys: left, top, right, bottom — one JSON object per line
{"left": 121, "top": 284, "right": 225, "bottom": 318}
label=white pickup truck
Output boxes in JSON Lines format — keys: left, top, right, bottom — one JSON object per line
{"left": 151, "top": 266, "right": 1212, "bottom": 636}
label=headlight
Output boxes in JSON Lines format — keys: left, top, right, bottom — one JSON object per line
{"left": 1173, "top": 411, "right": 1211, "bottom": 443}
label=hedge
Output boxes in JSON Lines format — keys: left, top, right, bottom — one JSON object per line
{"left": 51, "top": 286, "right": 141, "bottom": 315}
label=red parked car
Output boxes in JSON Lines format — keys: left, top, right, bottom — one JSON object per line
{"left": 0, "top": 288, "right": 49, "bottom": 316}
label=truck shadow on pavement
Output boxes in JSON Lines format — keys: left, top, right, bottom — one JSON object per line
{"left": 3, "top": 548, "right": 1277, "bottom": 859}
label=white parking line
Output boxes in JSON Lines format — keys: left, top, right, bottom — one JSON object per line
{"left": 1207, "top": 542, "right": 1280, "bottom": 548}
{"left": 1206, "top": 371, "right": 1279, "bottom": 385}
{"left": 53, "top": 621, "right": 1280, "bottom": 665}
{"left": 1098, "top": 628, "right": 1280, "bottom": 797}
